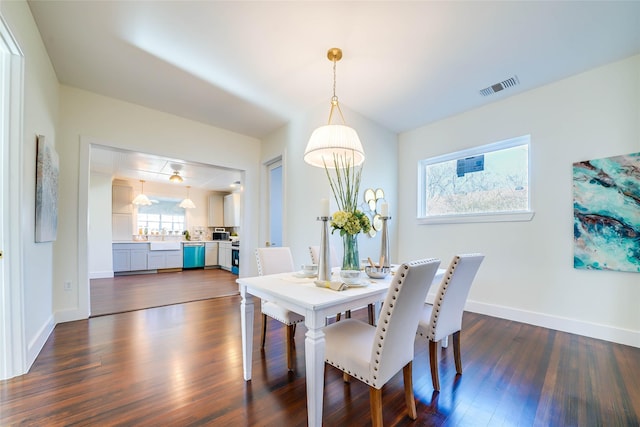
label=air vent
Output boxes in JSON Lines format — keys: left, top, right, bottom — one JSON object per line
{"left": 479, "top": 76, "right": 519, "bottom": 97}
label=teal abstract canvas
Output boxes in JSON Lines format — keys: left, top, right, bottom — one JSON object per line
{"left": 573, "top": 152, "right": 640, "bottom": 272}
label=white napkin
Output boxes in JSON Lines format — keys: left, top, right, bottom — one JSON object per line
{"left": 314, "top": 280, "right": 348, "bottom": 291}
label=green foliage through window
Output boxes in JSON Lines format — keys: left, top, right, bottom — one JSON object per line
{"left": 418, "top": 135, "right": 530, "bottom": 219}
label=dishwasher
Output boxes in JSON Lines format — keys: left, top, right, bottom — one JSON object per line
{"left": 183, "top": 242, "right": 205, "bottom": 268}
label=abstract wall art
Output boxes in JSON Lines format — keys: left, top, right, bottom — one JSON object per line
{"left": 35, "top": 135, "right": 59, "bottom": 243}
{"left": 573, "top": 151, "right": 640, "bottom": 272}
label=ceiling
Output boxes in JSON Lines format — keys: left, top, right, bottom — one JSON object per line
{"left": 27, "top": 1, "right": 640, "bottom": 187}
{"left": 90, "top": 145, "right": 242, "bottom": 191}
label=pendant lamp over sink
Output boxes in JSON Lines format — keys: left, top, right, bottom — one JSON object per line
{"left": 132, "top": 180, "right": 152, "bottom": 206}
{"left": 304, "top": 47, "right": 365, "bottom": 168}
{"left": 179, "top": 186, "right": 196, "bottom": 209}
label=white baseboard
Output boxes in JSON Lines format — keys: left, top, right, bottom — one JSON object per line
{"left": 27, "top": 314, "right": 55, "bottom": 372}
{"left": 89, "top": 270, "right": 114, "bottom": 279}
{"left": 55, "top": 307, "right": 89, "bottom": 324}
{"left": 464, "top": 299, "right": 640, "bottom": 348}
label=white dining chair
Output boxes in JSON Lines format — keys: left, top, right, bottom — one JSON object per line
{"left": 308, "top": 245, "right": 339, "bottom": 268}
{"left": 323, "top": 258, "right": 441, "bottom": 427}
{"left": 255, "top": 247, "right": 305, "bottom": 371}
{"left": 416, "top": 253, "right": 484, "bottom": 391}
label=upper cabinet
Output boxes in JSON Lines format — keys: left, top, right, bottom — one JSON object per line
{"left": 224, "top": 193, "right": 240, "bottom": 227}
{"left": 208, "top": 193, "right": 224, "bottom": 227}
{"left": 112, "top": 184, "right": 132, "bottom": 214}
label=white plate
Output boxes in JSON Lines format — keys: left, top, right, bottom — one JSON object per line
{"left": 346, "top": 282, "right": 369, "bottom": 288}
{"left": 293, "top": 271, "right": 317, "bottom": 278}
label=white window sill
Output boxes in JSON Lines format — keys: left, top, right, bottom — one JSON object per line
{"left": 417, "top": 211, "right": 535, "bottom": 225}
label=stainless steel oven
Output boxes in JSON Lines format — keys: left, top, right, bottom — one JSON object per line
{"left": 231, "top": 247, "right": 239, "bottom": 275}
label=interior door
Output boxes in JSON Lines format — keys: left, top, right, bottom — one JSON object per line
{"left": 267, "top": 159, "right": 283, "bottom": 247}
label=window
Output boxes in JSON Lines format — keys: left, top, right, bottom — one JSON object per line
{"left": 136, "top": 198, "right": 186, "bottom": 234}
{"left": 418, "top": 135, "right": 534, "bottom": 224}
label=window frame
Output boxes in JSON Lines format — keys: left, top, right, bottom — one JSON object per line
{"left": 417, "top": 135, "right": 535, "bottom": 225}
{"left": 136, "top": 198, "right": 186, "bottom": 234}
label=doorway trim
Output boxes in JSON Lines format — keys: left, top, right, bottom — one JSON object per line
{"left": 0, "top": 15, "right": 26, "bottom": 380}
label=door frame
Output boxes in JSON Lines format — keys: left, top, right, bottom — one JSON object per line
{"left": 0, "top": 15, "right": 26, "bottom": 380}
{"left": 266, "top": 158, "right": 283, "bottom": 247}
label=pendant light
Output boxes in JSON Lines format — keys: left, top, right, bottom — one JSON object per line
{"left": 304, "top": 48, "right": 365, "bottom": 168}
{"left": 169, "top": 171, "right": 183, "bottom": 183}
{"left": 132, "top": 180, "right": 152, "bottom": 206}
{"left": 179, "top": 186, "right": 196, "bottom": 209}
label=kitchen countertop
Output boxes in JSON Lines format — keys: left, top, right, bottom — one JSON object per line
{"left": 112, "top": 240, "right": 237, "bottom": 244}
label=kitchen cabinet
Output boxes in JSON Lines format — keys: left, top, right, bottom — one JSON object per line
{"left": 112, "top": 183, "right": 133, "bottom": 240}
{"left": 205, "top": 242, "right": 219, "bottom": 267}
{"left": 113, "top": 243, "right": 149, "bottom": 272}
{"left": 112, "top": 184, "right": 133, "bottom": 214}
{"left": 112, "top": 213, "right": 133, "bottom": 241}
{"left": 207, "top": 193, "right": 224, "bottom": 227}
{"left": 223, "top": 193, "right": 240, "bottom": 227}
{"left": 219, "top": 241, "right": 232, "bottom": 271}
{"left": 148, "top": 250, "right": 183, "bottom": 270}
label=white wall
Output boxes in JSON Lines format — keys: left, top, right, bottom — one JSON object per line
{"left": 55, "top": 86, "right": 260, "bottom": 322}
{"left": 399, "top": 55, "right": 640, "bottom": 347}
{"left": 261, "top": 102, "right": 398, "bottom": 270}
{"left": 0, "top": 0, "right": 60, "bottom": 374}
{"left": 88, "top": 172, "right": 113, "bottom": 278}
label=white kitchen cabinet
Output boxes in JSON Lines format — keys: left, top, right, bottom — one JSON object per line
{"left": 207, "top": 193, "right": 224, "bottom": 227}
{"left": 112, "top": 184, "right": 133, "bottom": 214}
{"left": 113, "top": 243, "right": 149, "bottom": 272}
{"left": 112, "top": 213, "right": 133, "bottom": 241}
{"left": 219, "top": 241, "right": 232, "bottom": 271}
{"left": 112, "top": 183, "right": 133, "bottom": 240}
{"left": 113, "top": 249, "right": 130, "bottom": 272}
{"left": 148, "top": 250, "right": 183, "bottom": 270}
{"left": 223, "top": 193, "right": 240, "bottom": 227}
{"left": 205, "top": 242, "right": 219, "bottom": 267}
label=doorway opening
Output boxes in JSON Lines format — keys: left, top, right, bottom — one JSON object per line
{"left": 81, "top": 140, "right": 245, "bottom": 318}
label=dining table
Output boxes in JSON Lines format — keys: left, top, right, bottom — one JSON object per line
{"left": 237, "top": 266, "right": 445, "bottom": 427}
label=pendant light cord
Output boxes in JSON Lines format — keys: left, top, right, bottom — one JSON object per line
{"left": 327, "top": 55, "right": 346, "bottom": 125}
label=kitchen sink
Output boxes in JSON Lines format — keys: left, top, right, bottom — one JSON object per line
{"left": 149, "top": 241, "right": 182, "bottom": 251}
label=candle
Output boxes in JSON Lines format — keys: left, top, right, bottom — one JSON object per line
{"left": 321, "top": 198, "right": 330, "bottom": 217}
{"left": 380, "top": 202, "right": 389, "bottom": 217}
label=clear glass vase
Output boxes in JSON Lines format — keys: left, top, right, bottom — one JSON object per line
{"left": 341, "top": 233, "right": 360, "bottom": 272}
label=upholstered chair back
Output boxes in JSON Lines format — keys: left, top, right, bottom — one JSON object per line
{"left": 370, "top": 258, "right": 441, "bottom": 388}
{"left": 255, "top": 247, "right": 295, "bottom": 276}
{"left": 426, "top": 253, "right": 484, "bottom": 343}
{"left": 308, "top": 245, "right": 339, "bottom": 268}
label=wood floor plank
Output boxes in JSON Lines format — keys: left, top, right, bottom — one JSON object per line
{"left": 2, "top": 271, "right": 639, "bottom": 426}
{"left": 90, "top": 268, "right": 239, "bottom": 316}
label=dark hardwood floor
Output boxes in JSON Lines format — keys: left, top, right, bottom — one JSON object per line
{"left": 2, "top": 273, "right": 639, "bottom": 426}
{"left": 90, "top": 268, "right": 239, "bottom": 316}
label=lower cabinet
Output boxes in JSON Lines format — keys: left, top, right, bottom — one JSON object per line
{"left": 147, "top": 250, "right": 183, "bottom": 270}
{"left": 205, "top": 242, "right": 219, "bottom": 267}
{"left": 113, "top": 243, "right": 149, "bottom": 272}
{"left": 219, "top": 242, "right": 232, "bottom": 271}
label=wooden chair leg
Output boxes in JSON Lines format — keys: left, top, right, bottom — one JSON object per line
{"left": 260, "top": 314, "right": 267, "bottom": 348}
{"left": 367, "top": 303, "right": 375, "bottom": 325}
{"left": 336, "top": 313, "right": 341, "bottom": 322}
{"left": 429, "top": 340, "right": 440, "bottom": 391}
{"left": 403, "top": 362, "right": 417, "bottom": 420}
{"left": 286, "top": 324, "right": 295, "bottom": 371}
{"left": 343, "top": 372, "right": 351, "bottom": 383}
{"left": 345, "top": 310, "right": 351, "bottom": 318}
{"left": 453, "top": 330, "right": 462, "bottom": 374}
{"left": 369, "top": 386, "right": 383, "bottom": 427}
